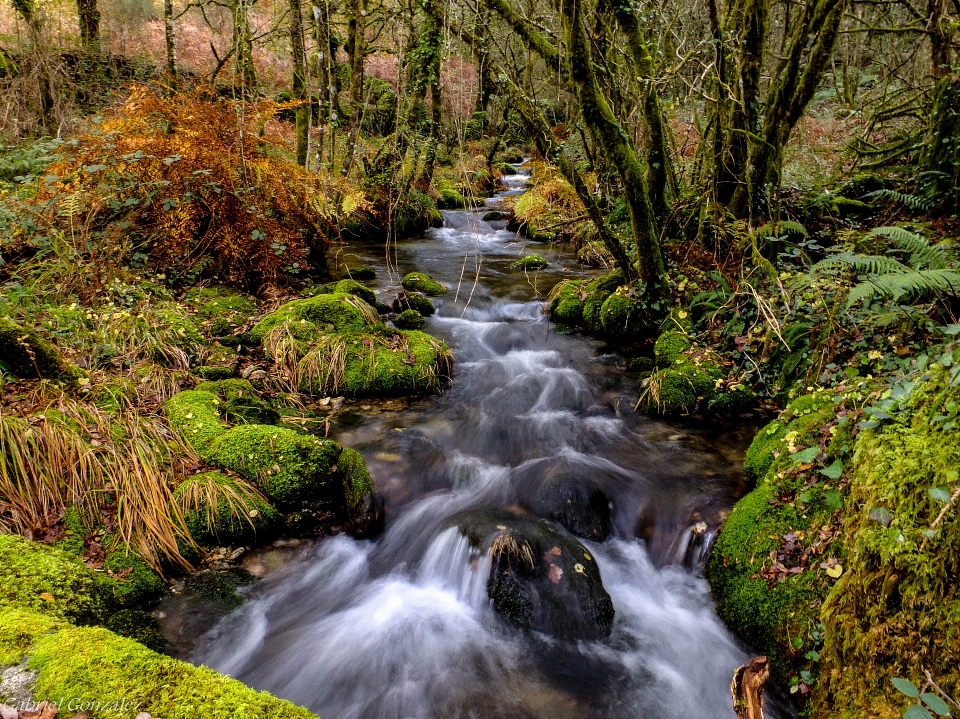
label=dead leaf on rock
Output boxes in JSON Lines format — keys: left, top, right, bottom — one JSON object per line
{"left": 548, "top": 563, "right": 563, "bottom": 584}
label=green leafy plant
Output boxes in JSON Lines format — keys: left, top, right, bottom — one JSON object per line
{"left": 891, "top": 675, "right": 957, "bottom": 718}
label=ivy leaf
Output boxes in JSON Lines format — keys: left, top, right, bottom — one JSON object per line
{"left": 929, "top": 486, "right": 953, "bottom": 504}
{"left": 820, "top": 460, "right": 844, "bottom": 479}
{"left": 792, "top": 446, "right": 821, "bottom": 465}
{"left": 921, "top": 693, "right": 952, "bottom": 717}
{"left": 825, "top": 489, "right": 843, "bottom": 512}
{"left": 892, "top": 678, "right": 920, "bottom": 698}
{"left": 870, "top": 507, "right": 893, "bottom": 527}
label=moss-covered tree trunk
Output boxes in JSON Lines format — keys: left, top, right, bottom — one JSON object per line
{"left": 288, "top": 0, "right": 309, "bottom": 166}
{"left": 417, "top": 0, "right": 444, "bottom": 185}
{"left": 919, "top": 75, "right": 960, "bottom": 208}
{"left": 732, "top": 0, "right": 846, "bottom": 218}
{"left": 76, "top": 0, "right": 101, "bottom": 48}
{"left": 612, "top": 0, "right": 676, "bottom": 220}
{"left": 559, "top": 0, "right": 666, "bottom": 297}
{"left": 232, "top": 0, "right": 257, "bottom": 97}
{"left": 341, "top": 0, "right": 366, "bottom": 176}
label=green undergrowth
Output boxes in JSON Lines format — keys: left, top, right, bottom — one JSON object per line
{"left": 711, "top": 345, "right": 960, "bottom": 716}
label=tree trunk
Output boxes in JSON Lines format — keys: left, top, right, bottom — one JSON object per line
{"left": 559, "top": 0, "right": 666, "bottom": 297}
{"left": 919, "top": 75, "right": 960, "bottom": 206}
{"left": 509, "top": 84, "right": 637, "bottom": 281}
{"left": 612, "top": 0, "right": 676, "bottom": 219}
{"left": 232, "top": 0, "right": 257, "bottom": 97}
{"left": 289, "top": 0, "right": 308, "bottom": 166}
{"left": 76, "top": 0, "right": 101, "bottom": 48}
{"left": 418, "top": 0, "right": 444, "bottom": 185}
{"left": 341, "top": 0, "right": 366, "bottom": 176}
{"left": 164, "top": 0, "right": 177, "bottom": 94}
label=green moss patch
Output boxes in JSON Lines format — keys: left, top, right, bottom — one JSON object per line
{"left": 0, "top": 607, "right": 316, "bottom": 719}
{"left": 401, "top": 272, "right": 447, "bottom": 297}
{"left": 512, "top": 255, "right": 549, "bottom": 270}
{"left": 164, "top": 389, "right": 227, "bottom": 455}
{"left": 338, "top": 448, "right": 379, "bottom": 536}
{"left": 394, "top": 309, "right": 426, "bottom": 330}
{"left": 0, "top": 317, "right": 81, "bottom": 380}
{"left": 205, "top": 425, "right": 341, "bottom": 510}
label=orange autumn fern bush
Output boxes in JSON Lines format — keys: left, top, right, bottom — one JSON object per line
{"left": 33, "top": 86, "right": 340, "bottom": 293}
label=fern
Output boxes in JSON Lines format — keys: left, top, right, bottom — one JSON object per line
{"left": 845, "top": 269, "right": 960, "bottom": 307}
{"left": 813, "top": 252, "right": 910, "bottom": 276}
{"left": 753, "top": 220, "right": 808, "bottom": 240}
{"left": 865, "top": 189, "right": 938, "bottom": 212}
{"left": 868, "top": 226, "right": 950, "bottom": 270}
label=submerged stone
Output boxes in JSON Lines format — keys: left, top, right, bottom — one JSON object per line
{"left": 453, "top": 509, "right": 614, "bottom": 640}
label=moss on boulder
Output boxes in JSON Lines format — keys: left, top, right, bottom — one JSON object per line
{"left": 164, "top": 389, "right": 227, "bottom": 454}
{"left": 337, "top": 449, "right": 380, "bottom": 536}
{"left": 248, "top": 292, "right": 377, "bottom": 343}
{"left": 175, "top": 471, "right": 281, "bottom": 548}
{"left": 104, "top": 609, "right": 167, "bottom": 653}
{"left": 0, "top": 607, "right": 317, "bottom": 719}
{"left": 599, "top": 291, "right": 651, "bottom": 342}
{"left": 205, "top": 425, "right": 341, "bottom": 510}
{"left": 708, "top": 391, "right": 847, "bottom": 691}
{"left": 512, "top": 255, "right": 549, "bottom": 270}
{"left": 394, "top": 309, "right": 426, "bottom": 330}
{"left": 392, "top": 291, "right": 435, "bottom": 317}
{"left": 319, "top": 279, "right": 378, "bottom": 308}
{"left": 184, "top": 287, "right": 256, "bottom": 338}
{"left": 196, "top": 379, "right": 280, "bottom": 425}
{"left": 654, "top": 330, "right": 693, "bottom": 368}
{"left": 548, "top": 280, "right": 586, "bottom": 326}
{"left": 0, "top": 534, "right": 113, "bottom": 624}
{"left": 401, "top": 272, "right": 447, "bottom": 297}
{"left": 0, "top": 317, "right": 81, "bottom": 380}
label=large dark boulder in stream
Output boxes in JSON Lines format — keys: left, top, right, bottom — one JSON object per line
{"left": 530, "top": 473, "right": 611, "bottom": 541}
{"left": 453, "top": 509, "right": 615, "bottom": 640}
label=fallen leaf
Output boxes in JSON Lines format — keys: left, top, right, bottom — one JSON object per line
{"left": 39, "top": 592, "right": 55, "bottom": 603}
{"left": 826, "top": 564, "right": 843, "bottom": 578}
{"left": 548, "top": 564, "right": 563, "bottom": 584}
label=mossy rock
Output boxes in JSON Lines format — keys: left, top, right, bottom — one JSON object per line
{"left": 323, "top": 279, "right": 377, "bottom": 308}
{"left": 102, "top": 552, "right": 166, "bottom": 608}
{"left": 0, "top": 317, "right": 81, "bottom": 381}
{"left": 164, "top": 390, "right": 228, "bottom": 455}
{"left": 205, "top": 425, "right": 341, "bottom": 510}
{"left": 0, "top": 534, "right": 113, "bottom": 624}
{"left": 549, "top": 280, "right": 586, "bottom": 326}
{"left": 90, "top": 376, "right": 138, "bottom": 413}
{"left": 105, "top": 609, "right": 167, "bottom": 653}
{"left": 707, "top": 384, "right": 758, "bottom": 415}
{"left": 401, "top": 272, "right": 447, "bottom": 297}
{"left": 394, "top": 189, "right": 442, "bottom": 238}
{"left": 345, "top": 266, "right": 377, "bottom": 280}
{"left": 647, "top": 361, "right": 717, "bottom": 414}
{"left": 175, "top": 471, "right": 281, "bottom": 548}
{"left": 499, "top": 147, "right": 525, "bottom": 164}
{"left": 627, "top": 356, "right": 654, "bottom": 373}
{"left": 512, "top": 255, "right": 549, "bottom": 271}
{"left": 392, "top": 291, "right": 435, "bottom": 317}
{"left": 599, "top": 292, "right": 650, "bottom": 342}
{"left": 0, "top": 607, "right": 318, "bottom": 718}
{"left": 248, "top": 292, "right": 378, "bottom": 344}
{"left": 708, "top": 394, "right": 845, "bottom": 691}
{"left": 435, "top": 180, "right": 466, "bottom": 209}
{"left": 337, "top": 449, "right": 380, "bottom": 537}
{"left": 482, "top": 211, "right": 507, "bottom": 221}
{"left": 454, "top": 509, "right": 614, "bottom": 641}
{"left": 817, "top": 369, "right": 960, "bottom": 716}
{"left": 193, "top": 365, "right": 237, "bottom": 381}
{"left": 185, "top": 287, "right": 257, "bottom": 337}
{"left": 654, "top": 330, "right": 693, "bottom": 368}
{"left": 196, "top": 379, "right": 280, "bottom": 425}
{"left": 394, "top": 309, "right": 426, "bottom": 330}
{"left": 335, "top": 330, "right": 450, "bottom": 396}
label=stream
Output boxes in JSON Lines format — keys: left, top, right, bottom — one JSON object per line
{"left": 177, "top": 166, "right": 788, "bottom": 719}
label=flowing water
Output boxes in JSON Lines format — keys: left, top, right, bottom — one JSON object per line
{"left": 181, "top": 166, "right": 787, "bottom": 719}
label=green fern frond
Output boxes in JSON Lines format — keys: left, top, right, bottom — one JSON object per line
{"left": 865, "top": 189, "right": 937, "bottom": 212}
{"left": 753, "top": 220, "right": 808, "bottom": 240}
{"left": 845, "top": 269, "right": 960, "bottom": 307}
{"left": 868, "top": 226, "right": 949, "bottom": 270}
{"left": 813, "top": 252, "right": 910, "bottom": 276}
